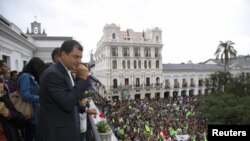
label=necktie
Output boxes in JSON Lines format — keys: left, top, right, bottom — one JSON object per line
{"left": 67, "top": 70, "right": 75, "bottom": 86}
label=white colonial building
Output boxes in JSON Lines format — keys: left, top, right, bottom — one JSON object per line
{"left": 93, "top": 23, "right": 250, "bottom": 100}
{"left": 0, "top": 15, "right": 72, "bottom": 71}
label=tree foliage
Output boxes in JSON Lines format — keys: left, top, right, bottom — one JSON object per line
{"left": 214, "top": 40, "right": 237, "bottom": 71}
{"left": 198, "top": 71, "right": 250, "bottom": 124}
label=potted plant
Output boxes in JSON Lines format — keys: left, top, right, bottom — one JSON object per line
{"left": 95, "top": 113, "right": 112, "bottom": 141}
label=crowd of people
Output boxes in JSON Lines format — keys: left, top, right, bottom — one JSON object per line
{"left": 0, "top": 56, "right": 50, "bottom": 141}
{"left": 1, "top": 39, "right": 208, "bottom": 141}
{"left": 95, "top": 96, "right": 208, "bottom": 141}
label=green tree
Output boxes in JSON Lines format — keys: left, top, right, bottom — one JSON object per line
{"left": 214, "top": 40, "right": 237, "bottom": 71}
{"left": 197, "top": 93, "right": 250, "bottom": 124}
{"left": 198, "top": 72, "right": 250, "bottom": 124}
{"left": 205, "top": 71, "right": 233, "bottom": 93}
{"left": 228, "top": 72, "right": 250, "bottom": 97}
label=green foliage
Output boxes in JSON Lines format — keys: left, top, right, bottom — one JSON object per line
{"left": 214, "top": 40, "right": 237, "bottom": 71}
{"left": 96, "top": 120, "right": 110, "bottom": 133}
{"left": 205, "top": 71, "right": 250, "bottom": 96}
{"left": 228, "top": 72, "right": 250, "bottom": 96}
{"left": 198, "top": 71, "right": 250, "bottom": 124}
{"left": 197, "top": 93, "right": 250, "bottom": 124}
{"left": 96, "top": 113, "right": 110, "bottom": 133}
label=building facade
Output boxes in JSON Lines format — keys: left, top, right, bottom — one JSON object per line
{"left": 0, "top": 15, "right": 72, "bottom": 71}
{"left": 93, "top": 23, "right": 250, "bottom": 100}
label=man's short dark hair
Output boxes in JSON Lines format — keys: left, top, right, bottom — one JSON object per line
{"left": 60, "top": 40, "right": 83, "bottom": 55}
{"left": 51, "top": 47, "right": 61, "bottom": 61}
{"left": 10, "top": 70, "right": 18, "bottom": 77}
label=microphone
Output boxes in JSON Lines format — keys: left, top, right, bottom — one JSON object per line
{"left": 88, "top": 75, "right": 102, "bottom": 85}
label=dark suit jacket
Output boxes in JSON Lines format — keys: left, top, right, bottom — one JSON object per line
{"left": 37, "top": 61, "right": 89, "bottom": 141}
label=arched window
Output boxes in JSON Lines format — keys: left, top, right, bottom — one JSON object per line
{"left": 112, "top": 33, "right": 116, "bottom": 39}
{"left": 156, "top": 77, "right": 160, "bottom": 86}
{"left": 148, "top": 60, "right": 151, "bottom": 68}
{"left": 156, "top": 60, "right": 159, "bottom": 68}
{"left": 144, "top": 60, "right": 147, "bottom": 69}
{"left": 111, "top": 47, "right": 118, "bottom": 56}
{"left": 127, "top": 60, "right": 130, "bottom": 69}
{"left": 112, "top": 60, "right": 117, "bottom": 69}
{"left": 134, "top": 60, "right": 137, "bottom": 69}
{"left": 138, "top": 60, "right": 141, "bottom": 69}
{"left": 144, "top": 47, "right": 151, "bottom": 57}
{"left": 156, "top": 36, "right": 159, "bottom": 41}
{"left": 113, "top": 79, "right": 118, "bottom": 88}
{"left": 122, "top": 60, "right": 126, "bottom": 69}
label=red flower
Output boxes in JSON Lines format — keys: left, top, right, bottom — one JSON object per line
{"left": 99, "top": 113, "right": 105, "bottom": 119}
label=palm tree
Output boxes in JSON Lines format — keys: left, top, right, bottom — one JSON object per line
{"left": 214, "top": 40, "right": 237, "bottom": 71}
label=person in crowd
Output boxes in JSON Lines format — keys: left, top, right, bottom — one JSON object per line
{"left": 0, "top": 91, "right": 26, "bottom": 141}
{"left": 7, "top": 70, "right": 18, "bottom": 93}
{"left": 0, "top": 60, "right": 10, "bottom": 95}
{"left": 51, "top": 47, "right": 61, "bottom": 63}
{"left": 79, "top": 95, "right": 97, "bottom": 141}
{"left": 17, "top": 57, "right": 47, "bottom": 141}
{"left": 37, "top": 39, "right": 91, "bottom": 141}
{"left": 0, "top": 60, "right": 26, "bottom": 141}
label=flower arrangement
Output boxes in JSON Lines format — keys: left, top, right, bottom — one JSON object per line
{"left": 95, "top": 113, "right": 111, "bottom": 133}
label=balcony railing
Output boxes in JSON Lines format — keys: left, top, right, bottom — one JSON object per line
{"left": 164, "top": 85, "right": 171, "bottom": 89}
{"left": 174, "top": 84, "right": 180, "bottom": 88}
{"left": 84, "top": 90, "right": 103, "bottom": 141}
{"left": 154, "top": 83, "right": 162, "bottom": 87}
{"left": 182, "top": 83, "right": 188, "bottom": 88}
{"left": 190, "top": 83, "right": 196, "bottom": 87}
{"left": 198, "top": 83, "right": 204, "bottom": 87}
{"left": 86, "top": 115, "right": 101, "bottom": 141}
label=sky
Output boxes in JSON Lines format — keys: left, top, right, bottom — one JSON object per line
{"left": 1, "top": 0, "right": 250, "bottom": 64}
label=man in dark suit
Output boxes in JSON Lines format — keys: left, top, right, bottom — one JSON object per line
{"left": 37, "top": 40, "right": 91, "bottom": 141}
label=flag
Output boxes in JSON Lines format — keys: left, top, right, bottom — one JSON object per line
{"left": 145, "top": 124, "right": 150, "bottom": 132}
{"left": 119, "top": 117, "right": 123, "bottom": 123}
{"left": 203, "top": 132, "right": 207, "bottom": 141}
{"left": 186, "top": 111, "right": 192, "bottom": 119}
{"left": 175, "top": 134, "right": 190, "bottom": 141}
{"left": 119, "top": 128, "right": 124, "bottom": 135}
{"left": 167, "top": 137, "right": 172, "bottom": 141}
{"left": 191, "top": 135, "right": 196, "bottom": 141}
{"left": 168, "top": 127, "right": 177, "bottom": 136}
{"left": 160, "top": 130, "right": 167, "bottom": 137}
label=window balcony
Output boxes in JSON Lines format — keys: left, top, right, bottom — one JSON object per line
{"left": 182, "top": 83, "right": 188, "bottom": 88}
{"left": 174, "top": 84, "right": 180, "bottom": 88}
{"left": 190, "top": 83, "right": 196, "bottom": 87}
{"left": 164, "top": 85, "right": 171, "bottom": 89}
